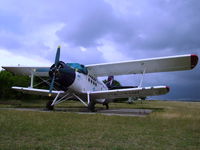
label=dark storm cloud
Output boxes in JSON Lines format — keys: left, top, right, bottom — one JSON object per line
{"left": 60, "top": 47, "right": 104, "bottom": 65}
{"left": 133, "top": 0, "right": 200, "bottom": 51}
{"left": 1, "top": 0, "right": 200, "bottom": 54}
{"left": 104, "top": 0, "right": 200, "bottom": 56}
{"left": 57, "top": 0, "right": 118, "bottom": 47}
{"left": 57, "top": 0, "right": 200, "bottom": 57}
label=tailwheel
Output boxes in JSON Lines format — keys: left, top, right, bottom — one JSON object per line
{"left": 46, "top": 100, "right": 54, "bottom": 110}
{"left": 88, "top": 101, "right": 96, "bottom": 112}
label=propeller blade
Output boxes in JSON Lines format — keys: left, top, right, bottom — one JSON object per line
{"left": 55, "top": 46, "right": 60, "bottom": 66}
{"left": 48, "top": 45, "right": 61, "bottom": 96}
{"left": 49, "top": 75, "right": 55, "bottom": 96}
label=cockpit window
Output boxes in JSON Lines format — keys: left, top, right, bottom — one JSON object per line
{"left": 67, "top": 63, "right": 88, "bottom": 75}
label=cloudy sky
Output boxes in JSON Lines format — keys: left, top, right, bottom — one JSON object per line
{"left": 0, "top": 0, "right": 199, "bottom": 100}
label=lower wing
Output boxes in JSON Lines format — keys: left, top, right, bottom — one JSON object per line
{"left": 12, "top": 86, "right": 64, "bottom": 96}
{"left": 12, "top": 86, "right": 169, "bottom": 100}
{"left": 88, "top": 86, "right": 169, "bottom": 99}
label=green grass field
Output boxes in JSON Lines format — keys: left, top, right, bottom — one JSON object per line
{"left": 0, "top": 100, "right": 200, "bottom": 150}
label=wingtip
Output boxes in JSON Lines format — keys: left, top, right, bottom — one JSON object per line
{"left": 58, "top": 45, "right": 61, "bottom": 49}
{"left": 166, "top": 86, "right": 170, "bottom": 93}
{"left": 191, "top": 54, "right": 198, "bottom": 69}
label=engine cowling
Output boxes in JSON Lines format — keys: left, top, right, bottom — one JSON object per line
{"left": 49, "top": 61, "right": 76, "bottom": 91}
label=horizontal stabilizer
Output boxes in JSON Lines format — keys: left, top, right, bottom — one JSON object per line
{"left": 88, "top": 86, "right": 170, "bottom": 99}
{"left": 12, "top": 86, "right": 64, "bottom": 96}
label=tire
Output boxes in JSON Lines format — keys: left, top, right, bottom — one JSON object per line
{"left": 46, "top": 100, "right": 54, "bottom": 110}
{"left": 88, "top": 101, "right": 96, "bottom": 112}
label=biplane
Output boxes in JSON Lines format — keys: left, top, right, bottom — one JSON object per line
{"left": 2, "top": 46, "right": 198, "bottom": 111}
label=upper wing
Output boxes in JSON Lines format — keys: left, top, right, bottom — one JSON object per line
{"left": 86, "top": 54, "right": 198, "bottom": 77}
{"left": 2, "top": 66, "right": 50, "bottom": 77}
{"left": 89, "top": 86, "right": 169, "bottom": 99}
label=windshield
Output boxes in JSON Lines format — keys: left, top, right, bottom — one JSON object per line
{"left": 67, "top": 63, "right": 88, "bottom": 75}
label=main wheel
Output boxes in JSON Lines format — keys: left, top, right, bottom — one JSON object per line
{"left": 46, "top": 100, "right": 54, "bottom": 110}
{"left": 103, "top": 103, "right": 109, "bottom": 109}
{"left": 88, "top": 101, "right": 96, "bottom": 112}
{"left": 105, "top": 104, "right": 109, "bottom": 109}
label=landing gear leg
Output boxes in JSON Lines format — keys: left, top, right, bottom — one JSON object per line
{"left": 46, "top": 100, "right": 54, "bottom": 110}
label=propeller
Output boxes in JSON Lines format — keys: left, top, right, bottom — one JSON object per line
{"left": 54, "top": 46, "right": 60, "bottom": 67}
{"left": 48, "top": 46, "right": 61, "bottom": 96}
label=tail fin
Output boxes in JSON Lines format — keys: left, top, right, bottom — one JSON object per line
{"left": 106, "top": 76, "right": 114, "bottom": 89}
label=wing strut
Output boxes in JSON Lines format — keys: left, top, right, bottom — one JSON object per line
{"left": 51, "top": 92, "right": 74, "bottom": 106}
{"left": 73, "top": 93, "right": 88, "bottom": 107}
{"left": 87, "top": 92, "right": 90, "bottom": 104}
{"left": 139, "top": 67, "right": 146, "bottom": 87}
{"left": 51, "top": 91, "right": 62, "bottom": 106}
{"left": 73, "top": 93, "right": 96, "bottom": 112}
{"left": 30, "top": 70, "right": 35, "bottom": 88}
{"left": 47, "top": 91, "right": 73, "bottom": 110}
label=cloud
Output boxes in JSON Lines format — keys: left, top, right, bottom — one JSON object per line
{"left": 0, "top": 48, "right": 51, "bottom": 69}
{"left": 105, "top": 0, "right": 200, "bottom": 51}
{"left": 97, "top": 39, "right": 131, "bottom": 62}
{"left": 57, "top": 0, "right": 118, "bottom": 47}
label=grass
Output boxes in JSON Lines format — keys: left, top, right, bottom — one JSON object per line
{"left": 0, "top": 100, "right": 200, "bottom": 150}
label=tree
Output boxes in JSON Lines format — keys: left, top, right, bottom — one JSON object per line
{"left": 0, "top": 70, "right": 45, "bottom": 100}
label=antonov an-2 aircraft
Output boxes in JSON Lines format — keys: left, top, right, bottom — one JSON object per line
{"left": 2, "top": 46, "right": 198, "bottom": 111}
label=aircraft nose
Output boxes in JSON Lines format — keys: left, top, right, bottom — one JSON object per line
{"left": 49, "top": 62, "right": 76, "bottom": 91}
{"left": 49, "top": 61, "right": 65, "bottom": 78}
